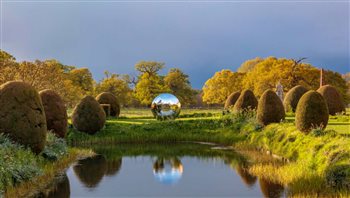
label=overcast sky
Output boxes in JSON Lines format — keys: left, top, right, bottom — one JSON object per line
{"left": 2, "top": 1, "right": 349, "bottom": 88}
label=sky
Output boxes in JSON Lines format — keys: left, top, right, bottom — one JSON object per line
{"left": 1, "top": 1, "right": 349, "bottom": 89}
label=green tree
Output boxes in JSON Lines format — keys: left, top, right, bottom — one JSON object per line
{"left": 164, "top": 68, "right": 195, "bottom": 106}
{"left": 134, "top": 73, "right": 169, "bottom": 106}
{"left": 68, "top": 68, "right": 94, "bottom": 94}
{"left": 95, "top": 71, "right": 133, "bottom": 106}
{"left": 135, "top": 61, "right": 165, "bottom": 76}
{"left": 202, "top": 70, "right": 245, "bottom": 104}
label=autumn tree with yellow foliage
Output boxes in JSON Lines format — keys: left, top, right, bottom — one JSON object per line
{"left": 202, "top": 70, "right": 245, "bottom": 104}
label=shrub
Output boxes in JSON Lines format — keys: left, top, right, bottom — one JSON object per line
{"left": 96, "top": 92, "right": 120, "bottom": 117}
{"left": 295, "top": 91, "right": 329, "bottom": 133}
{"left": 0, "top": 81, "right": 47, "bottom": 154}
{"left": 42, "top": 132, "right": 68, "bottom": 161}
{"left": 283, "top": 85, "right": 308, "bottom": 112}
{"left": 233, "top": 89, "right": 258, "bottom": 112}
{"left": 317, "top": 85, "right": 346, "bottom": 115}
{"left": 0, "top": 134, "right": 42, "bottom": 193}
{"left": 72, "top": 96, "right": 106, "bottom": 135}
{"left": 257, "top": 90, "right": 285, "bottom": 125}
{"left": 325, "top": 164, "right": 350, "bottom": 189}
{"left": 224, "top": 91, "right": 240, "bottom": 110}
{"left": 73, "top": 155, "right": 107, "bottom": 188}
{"left": 39, "top": 89, "right": 68, "bottom": 138}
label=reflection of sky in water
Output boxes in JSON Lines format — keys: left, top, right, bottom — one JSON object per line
{"left": 153, "top": 168, "right": 183, "bottom": 185}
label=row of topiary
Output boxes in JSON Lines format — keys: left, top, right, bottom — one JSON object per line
{"left": 224, "top": 84, "right": 345, "bottom": 133}
{"left": 0, "top": 81, "right": 120, "bottom": 154}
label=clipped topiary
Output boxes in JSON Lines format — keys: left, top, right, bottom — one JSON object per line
{"left": 317, "top": 85, "right": 345, "bottom": 115}
{"left": 257, "top": 90, "right": 285, "bottom": 125}
{"left": 224, "top": 91, "right": 240, "bottom": 110}
{"left": 233, "top": 89, "right": 258, "bottom": 111}
{"left": 72, "top": 96, "right": 106, "bottom": 135}
{"left": 73, "top": 155, "right": 107, "bottom": 188}
{"left": 283, "top": 85, "right": 308, "bottom": 112}
{"left": 39, "top": 89, "right": 68, "bottom": 138}
{"left": 0, "top": 81, "right": 47, "bottom": 154}
{"left": 295, "top": 91, "right": 329, "bottom": 133}
{"left": 96, "top": 92, "right": 120, "bottom": 117}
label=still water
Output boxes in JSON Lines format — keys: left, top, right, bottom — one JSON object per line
{"left": 44, "top": 144, "right": 286, "bottom": 197}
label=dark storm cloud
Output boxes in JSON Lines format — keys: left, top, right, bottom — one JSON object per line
{"left": 2, "top": 1, "right": 349, "bottom": 88}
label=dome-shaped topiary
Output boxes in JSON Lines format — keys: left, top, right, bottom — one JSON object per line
{"left": 72, "top": 96, "right": 106, "bottom": 134}
{"left": 233, "top": 89, "right": 258, "bottom": 111}
{"left": 96, "top": 92, "right": 120, "bottom": 117}
{"left": 257, "top": 90, "right": 285, "bottom": 125}
{"left": 0, "top": 81, "right": 47, "bottom": 154}
{"left": 39, "top": 89, "right": 68, "bottom": 138}
{"left": 224, "top": 91, "right": 240, "bottom": 110}
{"left": 283, "top": 85, "right": 308, "bottom": 112}
{"left": 295, "top": 91, "right": 329, "bottom": 133}
{"left": 73, "top": 155, "right": 107, "bottom": 188}
{"left": 317, "top": 85, "right": 345, "bottom": 115}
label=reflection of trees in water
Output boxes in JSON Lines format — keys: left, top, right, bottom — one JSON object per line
{"left": 37, "top": 174, "right": 70, "bottom": 198}
{"left": 259, "top": 178, "right": 284, "bottom": 198}
{"left": 153, "top": 157, "right": 182, "bottom": 173}
{"left": 105, "top": 158, "right": 122, "bottom": 176}
{"left": 235, "top": 165, "right": 257, "bottom": 187}
{"left": 73, "top": 155, "right": 107, "bottom": 188}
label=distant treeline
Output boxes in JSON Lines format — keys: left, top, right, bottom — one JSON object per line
{"left": 1, "top": 51, "right": 349, "bottom": 107}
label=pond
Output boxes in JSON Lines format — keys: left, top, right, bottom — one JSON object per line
{"left": 43, "top": 143, "right": 286, "bottom": 198}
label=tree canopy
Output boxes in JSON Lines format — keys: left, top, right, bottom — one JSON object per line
{"left": 202, "top": 70, "right": 245, "bottom": 104}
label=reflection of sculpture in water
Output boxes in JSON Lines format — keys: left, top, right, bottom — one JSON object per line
{"left": 151, "top": 93, "right": 181, "bottom": 120}
{"left": 38, "top": 173, "right": 70, "bottom": 198}
{"left": 259, "top": 178, "right": 284, "bottom": 198}
{"left": 105, "top": 158, "right": 122, "bottom": 176}
{"left": 153, "top": 157, "right": 183, "bottom": 184}
{"left": 235, "top": 165, "right": 257, "bottom": 187}
{"left": 73, "top": 155, "right": 107, "bottom": 188}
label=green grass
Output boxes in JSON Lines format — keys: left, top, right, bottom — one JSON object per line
{"left": 0, "top": 133, "right": 93, "bottom": 198}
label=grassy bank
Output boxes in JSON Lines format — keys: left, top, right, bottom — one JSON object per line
{"left": 67, "top": 108, "right": 350, "bottom": 196}
{"left": 0, "top": 133, "right": 93, "bottom": 198}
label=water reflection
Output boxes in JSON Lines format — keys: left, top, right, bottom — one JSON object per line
{"left": 37, "top": 174, "right": 70, "bottom": 198}
{"left": 153, "top": 157, "right": 183, "bottom": 185}
{"left": 259, "top": 178, "right": 285, "bottom": 198}
{"left": 61, "top": 144, "right": 287, "bottom": 197}
{"left": 235, "top": 165, "right": 257, "bottom": 187}
{"left": 105, "top": 158, "right": 122, "bottom": 176}
{"left": 73, "top": 155, "right": 107, "bottom": 188}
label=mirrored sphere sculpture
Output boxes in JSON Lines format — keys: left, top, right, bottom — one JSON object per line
{"left": 151, "top": 93, "right": 181, "bottom": 120}
{"left": 153, "top": 158, "right": 183, "bottom": 185}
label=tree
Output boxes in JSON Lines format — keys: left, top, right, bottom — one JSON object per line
{"left": 134, "top": 73, "right": 169, "bottom": 106}
{"left": 242, "top": 57, "right": 320, "bottom": 97}
{"left": 237, "top": 57, "right": 264, "bottom": 73}
{"left": 135, "top": 61, "right": 165, "bottom": 76}
{"left": 95, "top": 71, "right": 132, "bottom": 106}
{"left": 164, "top": 68, "right": 195, "bottom": 106}
{"left": 0, "top": 50, "right": 18, "bottom": 84}
{"left": 68, "top": 68, "right": 94, "bottom": 94}
{"left": 202, "top": 70, "right": 245, "bottom": 104}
